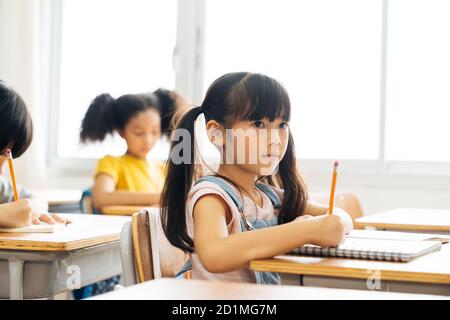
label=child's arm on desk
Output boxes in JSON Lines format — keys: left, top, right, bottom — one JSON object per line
{"left": 92, "top": 174, "right": 160, "bottom": 208}
{"left": 0, "top": 199, "right": 34, "bottom": 227}
{"left": 193, "top": 194, "right": 345, "bottom": 274}
{"left": 16, "top": 184, "right": 69, "bottom": 224}
{"left": 0, "top": 199, "right": 69, "bottom": 227}
{"left": 301, "top": 201, "right": 353, "bottom": 234}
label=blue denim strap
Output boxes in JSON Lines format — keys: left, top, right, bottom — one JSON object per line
{"left": 190, "top": 176, "right": 281, "bottom": 285}
{"left": 175, "top": 259, "right": 192, "bottom": 279}
{"left": 255, "top": 182, "right": 281, "bottom": 209}
{"left": 194, "top": 176, "right": 244, "bottom": 211}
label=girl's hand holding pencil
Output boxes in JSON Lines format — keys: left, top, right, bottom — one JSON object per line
{"left": 294, "top": 161, "right": 347, "bottom": 247}
{"left": 325, "top": 160, "right": 353, "bottom": 234}
{"left": 4, "top": 149, "right": 71, "bottom": 227}
{"left": 0, "top": 199, "right": 35, "bottom": 228}
{"left": 307, "top": 214, "right": 345, "bottom": 247}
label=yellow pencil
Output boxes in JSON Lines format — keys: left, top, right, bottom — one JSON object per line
{"left": 327, "top": 161, "right": 339, "bottom": 215}
{"left": 6, "top": 149, "right": 19, "bottom": 201}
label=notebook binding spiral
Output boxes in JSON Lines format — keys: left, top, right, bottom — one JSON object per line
{"left": 293, "top": 245, "right": 405, "bottom": 262}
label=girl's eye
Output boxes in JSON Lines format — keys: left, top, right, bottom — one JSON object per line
{"left": 253, "top": 121, "right": 265, "bottom": 128}
{"left": 279, "top": 122, "right": 288, "bottom": 129}
{"left": 133, "top": 132, "right": 144, "bottom": 136}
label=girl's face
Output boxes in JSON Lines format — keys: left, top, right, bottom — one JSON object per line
{"left": 220, "top": 117, "right": 289, "bottom": 176}
{"left": 121, "top": 109, "right": 161, "bottom": 160}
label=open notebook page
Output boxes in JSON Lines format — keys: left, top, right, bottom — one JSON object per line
{"left": 348, "top": 229, "right": 450, "bottom": 244}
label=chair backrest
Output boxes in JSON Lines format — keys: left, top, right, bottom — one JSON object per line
{"left": 119, "top": 221, "right": 137, "bottom": 286}
{"left": 119, "top": 208, "right": 186, "bottom": 286}
{"left": 132, "top": 210, "right": 155, "bottom": 282}
{"left": 309, "top": 192, "right": 364, "bottom": 222}
{"left": 80, "top": 187, "right": 100, "bottom": 214}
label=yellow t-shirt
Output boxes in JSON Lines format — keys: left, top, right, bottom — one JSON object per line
{"left": 95, "top": 154, "right": 166, "bottom": 192}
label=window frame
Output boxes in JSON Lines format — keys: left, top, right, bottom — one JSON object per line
{"left": 44, "top": 0, "right": 450, "bottom": 184}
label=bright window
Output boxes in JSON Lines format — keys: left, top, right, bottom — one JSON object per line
{"left": 56, "top": 0, "right": 177, "bottom": 159}
{"left": 203, "top": 0, "right": 382, "bottom": 159}
{"left": 385, "top": 0, "right": 450, "bottom": 162}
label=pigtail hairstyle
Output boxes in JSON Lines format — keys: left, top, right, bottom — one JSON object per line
{"left": 79, "top": 93, "right": 115, "bottom": 143}
{"left": 80, "top": 93, "right": 160, "bottom": 143}
{"left": 160, "top": 106, "right": 204, "bottom": 253}
{"left": 274, "top": 131, "right": 308, "bottom": 224}
{"left": 153, "top": 88, "right": 176, "bottom": 136}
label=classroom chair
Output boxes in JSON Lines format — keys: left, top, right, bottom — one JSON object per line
{"left": 79, "top": 187, "right": 100, "bottom": 214}
{"left": 120, "top": 208, "right": 186, "bottom": 286}
{"left": 309, "top": 192, "right": 364, "bottom": 223}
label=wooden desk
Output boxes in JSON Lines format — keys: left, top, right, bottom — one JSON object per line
{"left": 33, "top": 189, "right": 82, "bottom": 213}
{"left": 101, "top": 205, "right": 149, "bottom": 215}
{"left": 0, "top": 213, "right": 129, "bottom": 251}
{"left": 355, "top": 208, "right": 450, "bottom": 233}
{"left": 90, "top": 278, "right": 448, "bottom": 300}
{"left": 250, "top": 243, "right": 450, "bottom": 295}
{"left": 0, "top": 214, "right": 130, "bottom": 299}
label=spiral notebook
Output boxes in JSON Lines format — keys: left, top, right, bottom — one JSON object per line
{"left": 290, "top": 237, "right": 442, "bottom": 262}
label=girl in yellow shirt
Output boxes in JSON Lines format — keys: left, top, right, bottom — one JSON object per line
{"left": 80, "top": 89, "right": 188, "bottom": 211}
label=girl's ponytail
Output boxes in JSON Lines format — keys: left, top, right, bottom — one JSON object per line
{"left": 79, "top": 93, "right": 115, "bottom": 143}
{"left": 153, "top": 88, "right": 176, "bottom": 136}
{"left": 276, "top": 131, "right": 308, "bottom": 224}
{"left": 160, "top": 105, "right": 204, "bottom": 253}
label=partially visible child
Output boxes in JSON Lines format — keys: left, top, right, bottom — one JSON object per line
{"left": 79, "top": 89, "right": 188, "bottom": 212}
{"left": 0, "top": 80, "right": 69, "bottom": 227}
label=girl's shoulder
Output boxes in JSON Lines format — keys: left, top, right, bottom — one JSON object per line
{"left": 187, "top": 177, "right": 241, "bottom": 229}
{"left": 97, "top": 154, "right": 121, "bottom": 166}
{"left": 191, "top": 176, "right": 284, "bottom": 206}
{"left": 188, "top": 176, "right": 241, "bottom": 210}
{"left": 191, "top": 176, "right": 239, "bottom": 197}
{"left": 95, "top": 155, "right": 123, "bottom": 178}
{"left": 189, "top": 177, "right": 234, "bottom": 198}
{"left": 99, "top": 154, "right": 144, "bottom": 166}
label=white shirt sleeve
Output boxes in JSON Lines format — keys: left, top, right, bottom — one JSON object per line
{"left": 0, "top": 177, "right": 32, "bottom": 203}
{"left": 333, "top": 209, "right": 354, "bottom": 234}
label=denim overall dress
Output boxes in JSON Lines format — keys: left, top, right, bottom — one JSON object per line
{"left": 176, "top": 175, "right": 282, "bottom": 285}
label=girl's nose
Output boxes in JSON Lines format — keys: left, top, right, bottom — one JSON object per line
{"left": 268, "top": 129, "right": 281, "bottom": 146}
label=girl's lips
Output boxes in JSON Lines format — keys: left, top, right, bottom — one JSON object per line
{"left": 262, "top": 154, "right": 280, "bottom": 158}
{"left": 261, "top": 155, "right": 280, "bottom": 162}
{"left": 141, "top": 147, "right": 152, "bottom": 153}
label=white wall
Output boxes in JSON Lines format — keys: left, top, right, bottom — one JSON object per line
{"left": 1, "top": 0, "right": 449, "bottom": 215}
{"left": 0, "top": 0, "right": 49, "bottom": 188}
